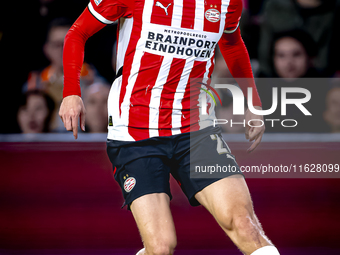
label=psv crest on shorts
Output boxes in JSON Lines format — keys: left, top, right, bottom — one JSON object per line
{"left": 124, "top": 177, "right": 136, "bottom": 192}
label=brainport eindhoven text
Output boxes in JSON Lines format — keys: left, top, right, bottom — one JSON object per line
{"left": 145, "top": 31, "right": 216, "bottom": 58}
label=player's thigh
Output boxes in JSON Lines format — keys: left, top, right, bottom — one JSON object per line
{"left": 131, "top": 193, "right": 177, "bottom": 253}
{"left": 194, "top": 175, "right": 254, "bottom": 230}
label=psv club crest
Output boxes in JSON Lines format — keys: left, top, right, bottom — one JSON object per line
{"left": 124, "top": 177, "right": 136, "bottom": 192}
{"left": 205, "top": 9, "right": 221, "bottom": 23}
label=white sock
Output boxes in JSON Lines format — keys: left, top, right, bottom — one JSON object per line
{"left": 250, "top": 246, "right": 280, "bottom": 255}
{"left": 136, "top": 248, "right": 145, "bottom": 255}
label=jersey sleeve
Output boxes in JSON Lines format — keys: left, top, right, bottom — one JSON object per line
{"left": 63, "top": 7, "right": 106, "bottom": 98}
{"left": 88, "top": 0, "right": 134, "bottom": 24}
{"left": 218, "top": 28, "right": 262, "bottom": 107}
{"left": 224, "top": 0, "right": 242, "bottom": 34}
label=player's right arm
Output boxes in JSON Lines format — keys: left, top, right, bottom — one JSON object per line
{"left": 59, "top": 0, "right": 133, "bottom": 139}
{"left": 60, "top": 7, "right": 105, "bottom": 139}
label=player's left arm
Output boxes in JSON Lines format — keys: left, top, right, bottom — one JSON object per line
{"left": 218, "top": 27, "right": 265, "bottom": 153}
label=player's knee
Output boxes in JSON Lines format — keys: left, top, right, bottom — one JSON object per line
{"left": 218, "top": 207, "right": 258, "bottom": 236}
{"left": 232, "top": 213, "right": 258, "bottom": 237}
{"left": 215, "top": 210, "right": 234, "bottom": 231}
{"left": 146, "top": 237, "right": 177, "bottom": 255}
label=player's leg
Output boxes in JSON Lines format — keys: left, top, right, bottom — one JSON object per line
{"left": 107, "top": 138, "right": 177, "bottom": 255}
{"left": 194, "top": 176, "right": 279, "bottom": 255}
{"left": 131, "top": 193, "right": 177, "bottom": 255}
{"left": 171, "top": 126, "right": 279, "bottom": 255}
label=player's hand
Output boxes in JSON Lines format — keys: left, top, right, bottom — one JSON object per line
{"left": 59, "top": 95, "right": 86, "bottom": 139}
{"left": 245, "top": 106, "right": 265, "bottom": 153}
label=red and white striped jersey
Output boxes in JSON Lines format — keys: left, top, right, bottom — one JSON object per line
{"left": 88, "top": 0, "right": 242, "bottom": 141}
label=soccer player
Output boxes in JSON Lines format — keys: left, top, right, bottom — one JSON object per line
{"left": 59, "top": 1, "right": 280, "bottom": 254}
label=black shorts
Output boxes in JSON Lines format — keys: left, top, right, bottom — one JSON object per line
{"left": 106, "top": 126, "right": 243, "bottom": 210}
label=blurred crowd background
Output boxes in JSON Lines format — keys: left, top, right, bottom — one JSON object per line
{"left": 1, "top": 0, "right": 340, "bottom": 135}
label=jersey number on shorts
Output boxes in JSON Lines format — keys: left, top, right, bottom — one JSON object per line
{"left": 210, "top": 134, "right": 231, "bottom": 155}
